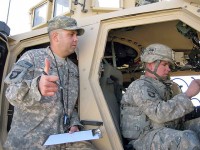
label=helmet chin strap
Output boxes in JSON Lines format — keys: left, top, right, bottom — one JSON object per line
{"left": 145, "top": 60, "right": 172, "bottom": 98}
{"left": 145, "top": 60, "right": 164, "bottom": 81}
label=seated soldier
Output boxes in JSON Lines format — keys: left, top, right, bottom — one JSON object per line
{"left": 120, "top": 43, "right": 200, "bottom": 150}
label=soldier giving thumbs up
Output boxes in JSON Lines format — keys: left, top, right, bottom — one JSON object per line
{"left": 38, "top": 58, "right": 59, "bottom": 96}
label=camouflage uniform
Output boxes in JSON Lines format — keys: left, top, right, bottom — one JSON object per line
{"left": 120, "top": 43, "right": 200, "bottom": 150}
{"left": 4, "top": 47, "right": 95, "bottom": 150}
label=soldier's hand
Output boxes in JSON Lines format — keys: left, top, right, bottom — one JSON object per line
{"left": 185, "top": 79, "right": 200, "bottom": 99}
{"left": 69, "top": 125, "right": 79, "bottom": 134}
{"left": 38, "top": 58, "right": 59, "bottom": 96}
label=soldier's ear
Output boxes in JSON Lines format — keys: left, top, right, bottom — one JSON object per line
{"left": 51, "top": 30, "right": 59, "bottom": 42}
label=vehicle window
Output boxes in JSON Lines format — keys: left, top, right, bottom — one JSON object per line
{"left": 33, "top": 3, "right": 47, "bottom": 27}
{"left": 94, "top": 0, "right": 120, "bottom": 8}
{"left": 53, "top": 0, "right": 70, "bottom": 17}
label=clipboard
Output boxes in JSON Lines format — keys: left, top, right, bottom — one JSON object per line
{"left": 43, "top": 129, "right": 102, "bottom": 146}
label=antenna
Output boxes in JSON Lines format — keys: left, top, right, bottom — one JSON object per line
{"left": 6, "top": 0, "right": 12, "bottom": 24}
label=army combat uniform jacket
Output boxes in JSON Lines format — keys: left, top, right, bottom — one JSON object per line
{"left": 4, "top": 47, "right": 82, "bottom": 150}
{"left": 121, "top": 75, "right": 200, "bottom": 150}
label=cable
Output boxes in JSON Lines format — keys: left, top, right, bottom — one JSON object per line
{"left": 191, "top": 97, "right": 200, "bottom": 104}
{"left": 171, "top": 77, "right": 189, "bottom": 87}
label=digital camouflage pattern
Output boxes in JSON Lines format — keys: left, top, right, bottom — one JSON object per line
{"left": 4, "top": 47, "right": 96, "bottom": 150}
{"left": 48, "top": 15, "right": 84, "bottom": 36}
{"left": 184, "top": 117, "right": 200, "bottom": 140}
{"left": 120, "top": 75, "right": 200, "bottom": 149}
{"left": 140, "top": 43, "right": 174, "bottom": 64}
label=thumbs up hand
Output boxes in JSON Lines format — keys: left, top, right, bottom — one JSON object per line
{"left": 38, "top": 58, "right": 59, "bottom": 96}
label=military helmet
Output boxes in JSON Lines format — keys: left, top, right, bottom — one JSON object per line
{"left": 140, "top": 43, "right": 174, "bottom": 64}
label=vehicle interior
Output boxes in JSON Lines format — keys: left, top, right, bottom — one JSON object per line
{"left": 98, "top": 20, "right": 200, "bottom": 149}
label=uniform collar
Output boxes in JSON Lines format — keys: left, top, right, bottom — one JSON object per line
{"left": 46, "top": 46, "right": 67, "bottom": 67}
{"left": 141, "top": 75, "right": 160, "bottom": 84}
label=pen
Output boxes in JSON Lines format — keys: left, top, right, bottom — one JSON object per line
{"left": 42, "top": 71, "right": 48, "bottom": 75}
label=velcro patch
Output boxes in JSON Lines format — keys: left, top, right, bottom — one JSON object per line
{"left": 16, "top": 60, "right": 33, "bottom": 69}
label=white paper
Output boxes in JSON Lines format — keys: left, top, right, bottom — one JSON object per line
{"left": 43, "top": 130, "right": 101, "bottom": 146}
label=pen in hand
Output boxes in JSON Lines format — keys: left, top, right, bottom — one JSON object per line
{"left": 42, "top": 71, "right": 48, "bottom": 75}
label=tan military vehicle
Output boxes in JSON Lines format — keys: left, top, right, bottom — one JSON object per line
{"left": 0, "top": 0, "right": 200, "bottom": 149}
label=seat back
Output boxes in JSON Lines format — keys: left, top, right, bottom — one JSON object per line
{"left": 100, "top": 62, "right": 123, "bottom": 142}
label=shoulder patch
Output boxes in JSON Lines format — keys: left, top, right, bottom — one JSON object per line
{"left": 5, "top": 60, "right": 33, "bottom": 84}
{"left": 9, "top": 69, "right": 22, "bottom": 79}
{"left": 147, "top": 89, "right": 156, "bottom": 98}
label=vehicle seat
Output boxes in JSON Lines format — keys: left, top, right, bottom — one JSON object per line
{"left": 100, "top": 62, "right": 133, "bottom": 150}
{"left": 100, "top": 62, "right": 123, "bottom": 140}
